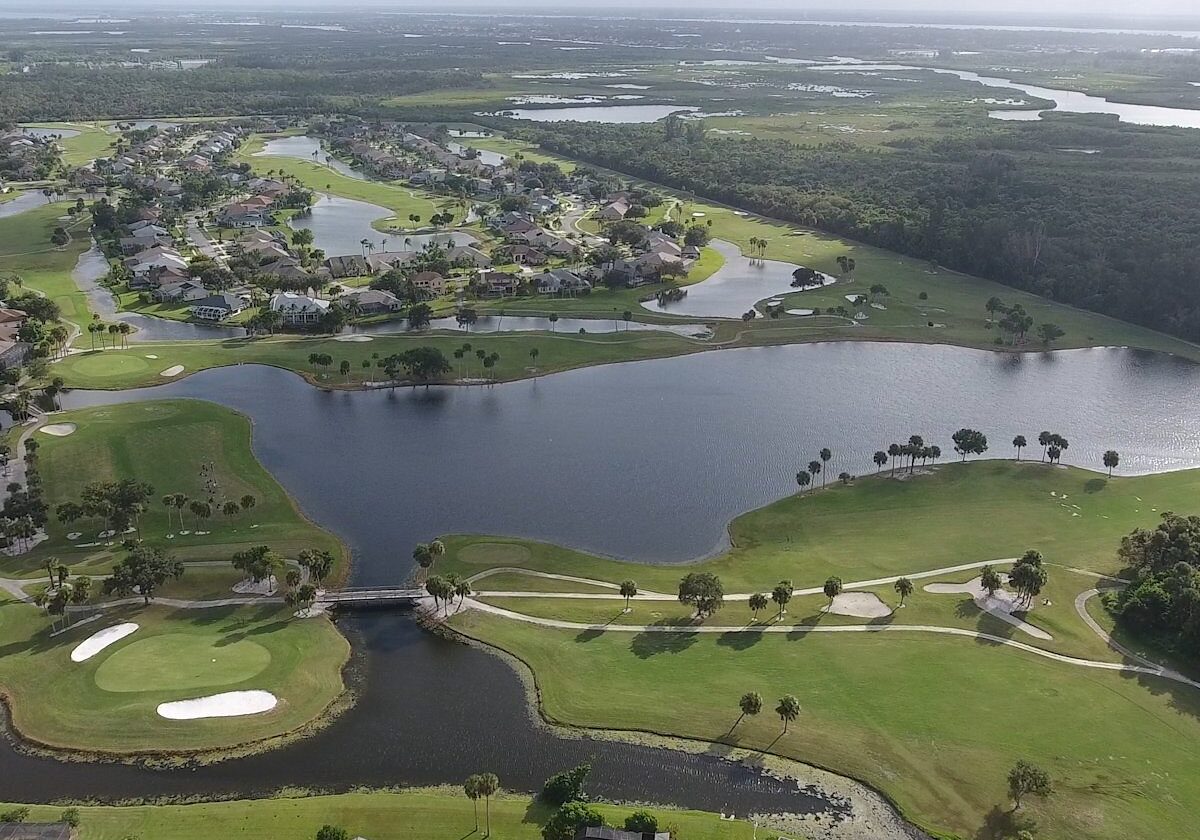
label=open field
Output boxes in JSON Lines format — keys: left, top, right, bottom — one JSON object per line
{"left": 8, "top": 400, "right": 345, "bottom": 579}
{"left": 0, "top": 597, "right": 349, "bottom": 754}
{"left": 0, "top": 199, "right": 96, "bottom": 329}
{"left": 20, "top": 121, "right": 116, "bottom": 167}
{"left": 234, "top": 135, "right": 451, "bottom": 230}
{"left": 1, "top": 789, "right": 760, "bottom": 840}
{"left": 441, "top": 461, "right": 1200, "bottom": 840}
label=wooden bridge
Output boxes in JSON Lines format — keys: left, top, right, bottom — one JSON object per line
{"left": 317, "top": 586, "right": 426, "bottom": 609}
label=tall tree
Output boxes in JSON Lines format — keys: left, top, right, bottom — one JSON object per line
{"left": 894, "top": 576, "right": 914, "bottom": 606}
{"left": 776, "top": 694, "right": 801, "bottom": 732}
{"left": 734, "top": 690, "right": 762, "bottom": 730}
{"left": 748, "top": 592, "right": 769, "bottom": 620}
{"left": 1103, "top": 450, "right": 1120, "bottom": 477}
{"left": 1012, "top": 435, "right": 1026, "bottom": 461}
{"left": 1007, "top": 760, "right": 1052, "bottom": 810}
{"left": 771, "top": 580, "right": 793, "bottom": 619}
{"left": 823, "top": 576, "right": 842, "bottom": 605}
{"left": 477, "top": 772, "right": 499, "bottom": 837}
{"left": 619, "top": 579, "right": 637, "bottom": 612}
{"left": 678, "top": 572, "right": 723, "bottom": 618}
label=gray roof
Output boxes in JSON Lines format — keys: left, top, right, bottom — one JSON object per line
{"left": 191, "top": 293, "right": 244, "bottom": 311}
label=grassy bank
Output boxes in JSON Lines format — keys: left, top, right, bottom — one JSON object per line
{"left": 1, "top": 789, "right": 761, "bottom": 840}
{"left": 6, "top": 400, "right": 345, "bottom": 579}
{"left": 0, "top": 199, "right": 96, "bottom": 330}
{"left": 234, "top": 135, "right": 450, "bottom": 229}
{"left": 0, "top": 597, "right": 349, "bottom": 755}
{"left": 439, "top": 459, "right": 1200, "bottom": 840}
{"left": 20, "top": 122, "right": 116, "bottom": 167}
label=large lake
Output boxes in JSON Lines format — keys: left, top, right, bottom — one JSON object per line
{"left": 288, "top": 193, "right": 477, "bottom": 258}
{"left": 11, "top": 341, "right": 1197, "bottom": 819}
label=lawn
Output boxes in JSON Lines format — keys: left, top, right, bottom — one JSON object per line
{"left": 21, "top": 121, "right": 116, "bottom": 167}
{"left": 49, "top": 329, "right": 710, "bottom": 391}
{"left": 452, "top": 607, "right": 1200, "bottom": 840}
{"left": 234, "top": 135, "right": 450, "bottom": 228}
{"left": 441, "top": 459, "right": 1200, "bottom": 839}
{"left": 0, "top": 199, "right": 97, "bottom": 330}
{"left": 442, "top": 459, "right": 1199, "bottom": 593}
{"left": 0, "top": 596, "right": 349, "bottom": 755}
{"left": 10, "top": 400, "right": 345, "bottom": 580}
{"left": 2, "top": 789, "right": 762, "bottom": 840}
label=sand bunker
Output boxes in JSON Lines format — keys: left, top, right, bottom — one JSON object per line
{"left": 71, "top": 622, "right": 138, "bottom": 662}
{"left": 924, "top": 576, "right": 1051, "bottom": 640}
{"left": 159, "top": 365, "right": 185, "bottom": 377}
{"left": 145, "top": 354, "right": 159, "bottom": 359}
{"left": 334, "top": 335, "right": 373, "bottom": 342}
{"left": 157, "top": 690, "right": 278, "bottom": 720}
{"left": 39, "top": 423, "right": 76, "bottom": 437}
{"left": 786, "top": 308, "right": 815, "bottom": 316}
{"left": 822, "top": 592, "right": 892, "bottom": 619}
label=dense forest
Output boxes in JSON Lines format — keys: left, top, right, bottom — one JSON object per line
{"left": 0, "top": 64, "right": 479, "bottom": 122}
{"left": 1112, "top": 513, "right": 1200, "bottom": 662}
{"left": 527, "top": 118, "right": 1200, "bottom": 341}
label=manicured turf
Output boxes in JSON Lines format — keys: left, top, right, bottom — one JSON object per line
{"left": 0, "top": 199, "right": 97, "bottom": 330}
{"left": 444, "top": 460, "right": 1200, "bottom": 840}
{"left": 234, "top": 134, "right": 450, "bottom": 229}
{"left": 2, "top": 790, "right": 761, "bottom": 840}
{"left": 21, "top": 121, "right": 116, "bottom": 166}
{"left": 94, "top": 634, "right": 272, "bottom": 693}
{"left": 0, "top": 598, "right": 349, "bottom": 754}
{"left": 11, "top": 400, "right": 345, "bottom": 579}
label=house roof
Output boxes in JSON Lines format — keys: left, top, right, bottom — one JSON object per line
{"left": 191, "top": 293, "right": 245, "bottom": 311}
{"left": 0, "top": 823, "right": 73, "bottom": 840}
{"left": 270, "top": 292, "right": 330, "bottom": 314}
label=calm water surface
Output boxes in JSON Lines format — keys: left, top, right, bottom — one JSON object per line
{"left": 0, "top": 191, "right": 43, "bottom": 219}
{"left": 288, "top": 193, "right": 477, "bottom": 258}
{"left": 256, "top": 135, "right": 365, "bottom": 180}
{"left": 9, "top": 342, "right": 1198, "bottom": 813}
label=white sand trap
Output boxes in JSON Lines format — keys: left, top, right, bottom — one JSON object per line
{"left": 71, "top": 622, "right": 138, "bottom": 662}
{"left": 39, "top": 423, "right": 77, "bottom": 437}
{"left": 786, "top": 308, "right": 814, "bottom": 316}
{"left": 334, "top": 335, "right": 373, "bottom": 342}
{"left": 66, "top": 531, "right": 82, "bottom": 540}
{"left": 159, "top": 365, "right": 185, "bottom": 377}
{"left": 145, "top": 354, "right": 158, "bottom": 359}
{"left": 233, "top": 577, "right": 277, "bottom": 595}
{"left": 157, "top": 690, "right": 278, "bottom": 720}
{"left": 924, "top": 576, "right": 1051, "bottom": 640}
{"left": 822, "top": 592, "right": 892, "bottom": 619}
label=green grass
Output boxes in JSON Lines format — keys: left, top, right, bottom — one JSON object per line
{"left": 453, "top": 607, "right": 1200, "bottom": 840}
{"left": 442, "top": 460, "right": 1200, "bottom": 839}
{"left": 20, "top": 121, "right": 116, "bottom": 167}
{"left": 0, "top": 199, "right": 97, "bottom": 329}
{"left": 49, "top": 329, "right": 710, "bottom": 391}
{"left": 94, "top": 634, "right": 272, "bottom": 692}
{"left": 235, "top": 135, "right": 450, "bottom": 229}
{"left": 1, "top": 790, "right": 763, "bottom": 840}
{"left": 12, "top": 400, "right": 345, "bottom": 579}
{"left": 0, "top": 597, "right": 349, "bottom": 754}
{"left": 443, "top": 460, "right": 1196, "bottom": 593}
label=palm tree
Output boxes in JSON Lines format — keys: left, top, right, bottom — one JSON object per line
{"left": 734, "top": 691, "right": 762, "bottom": 730}
{"left": 463, "top": 775, "right": 482, "bottom": 832}
{"left": 222, "top": 500, "right": 240, "bottom": 521}
{"left": 619, "top": 579, "right": 637, "bottom": 612}
{"left": 71, "top": 576, "right": 92, "bottom": 617}
{"left": 1012, "top": 435, "right": 1027, "bottom": 461}
{"left": 748, "top": 592, "right": 768, "bottom": 620}
{"left": 819, "top": 448, "right": 832, "bottom": 485}
{"left": 823, "top": 576, "right": 842, "bottom": 605}
{"left": 118, "top": 322, "right": 132, "bottom": 348}
{"left": 887, "top": 443, "right": 901, "bottom": 475}
{"left": 894, "top": 577, "right": 914, "bottom": 606}
{"left": 808, "top": 460, "right": 821, "bottom": 487}
{"left": 873, "top": 451, "right": 888, "bottom": 473}
{"left": 240, "top": 494, "right": 256, "bottom": 520}
{"left": 162, "top": 494, "right": 178, "bottom": 529}
{"left": 476, "top": 773, "right": 499, "bottom": 837}
{"left": 776, "top": 694, "right": 800, "bottom": 733}
{"left": 1037, "top": 431, "right": 1051, "bottom": 462}
{"left": 1103, "top": 450, "right": 1120, "bottom": 476}
{"left": 529, "top": 346, "right": 539, "bottom": 376}
{"left": 173, "top": 493, "right": 189, "bottom": 530}
{"left": 795, "top": 470, "right": 810, "bottom": 493}
{"left": 771, "top": 580, "right": 793, "bottom": 619}
{"left": 454, "top": 578, "right": 472, "bottom": 606}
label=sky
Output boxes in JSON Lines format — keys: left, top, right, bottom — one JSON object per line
{"left": 14, "top": 0, "right": 1200, "bottom": 22}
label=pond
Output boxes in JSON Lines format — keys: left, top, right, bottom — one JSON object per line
{"left": 642, "top": 240, "right": 833, "bottom": 318}
{"left": 0, "top": 191, "right": 45, "bottom": 219}
{"left": 255, "top": 135, "right": 366, "bottom": 181}
{"left": 810, "top": 62, "right": 1200, "bottom": 128}
{"left": 17, "top": 342, "right": 1200, "bottom": 819}
{"left": 445, "top": 140, "right": 507, "bottom": 168}
{"left": 286, "top": 194, "right": 478, "bottom": 258}
{"left": 71, "top": 247, "right": 244, "bottom": 341}
{"left": 19, "top": 126, "right": 81, "bottom": 140}
{"left": 481, "top": 104, "right": 699, "bottom": 123}
{"left": 110, "top": 119, "right": 179, "bottom": 132}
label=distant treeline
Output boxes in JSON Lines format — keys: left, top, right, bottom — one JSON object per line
{"left": 0, "top": 64, "right": 480, "bottom": 122}
{"left": 527, "top": 117, "right": 1200, "bottom": 342}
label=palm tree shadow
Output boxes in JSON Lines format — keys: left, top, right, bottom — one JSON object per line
{"left": 574, "top": 628, "right": 604, "bottom": 643}
{"left": 716, "top": 629, "right": 763, "bottom": 651}
{"left": 974, "top": 804, "right": 1035, "bottom": 839}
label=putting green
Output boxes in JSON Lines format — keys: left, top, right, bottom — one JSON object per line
{"left": 93, "top": 635, "right": 272, "bottom": 693}
{"left": 457, "top": 541, "right": 532, "bottom": 566}
{"left": 68, "top": 353, "right": 153, "bottom": 378}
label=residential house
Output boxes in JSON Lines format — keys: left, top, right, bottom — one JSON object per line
{"left": 447, "top": 245, "right": 492, "bottom": 269}
{"left": 152, "top": 279, "right": 208, "bottom": 303}
{"left": 219, "top": 202, "right": 271, "bottom": 228}
{"left": 127, "top": 246, "right": 188, "bottom": 278}
{"left": 410, "top": 271, "right": 447, "bottom": 296}
{"left": 535, "top": 269, "right": 592, "bottom": 296}
{"left": 132, "top": 263, "right": 191, "bottom": 292}
{"left": 190, "top": 293, "right": 247, "bottom": 321}
{"left": 574, "top": 827, "right": 669, "bottom": 840}
{"left": 475, "top": 270, "right": 521, "bottom": 297}
{"left": 270, "top": 291, "right": 330, "bottom": 325}
{"left": 0, "top": 307, "right": 30, "bottom": 370}
{"left": 324, "top": 254, "right": 372, "bottom": 279}
{"left": 259, "top": 257, "right": 312, "bottom": 285}
{"left": 501, "top": 244, "right": 548, "bottom": 266}
{"left": 598, "top": 198, "right": 630, "bottom": 221}
{"left": 337, "top": 288, "right": 402, "bottom": 315}
{"left": 118, "top": 223, "right": 172, "bottom": 255}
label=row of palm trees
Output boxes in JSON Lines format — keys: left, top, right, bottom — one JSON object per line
{"left": 161, "top": 492, "right": 256, "bottom": 532}
{"left": 462, "top": 773, "right": 501, "bottom": 836}
{"left": 795, "top": 446, "right": 835, "bottom": 493}
{"left": 425, "top": 572, "right": 472, "bottom": 614}
{"left": 731, "top": 691, "right": 801, "bottom": 734}
{"left": 86, "top": 319, "right": 132, "bottom": 350}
